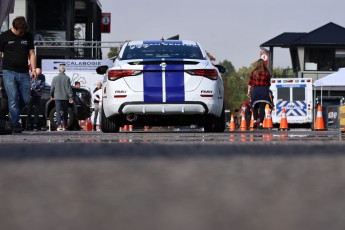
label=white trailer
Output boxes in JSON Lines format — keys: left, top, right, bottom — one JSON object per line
{"left": 42, "top": 59, "right": 113, "bottom": 91}
{"left": 270, "top": 78, "right": 313, "bottom": 127}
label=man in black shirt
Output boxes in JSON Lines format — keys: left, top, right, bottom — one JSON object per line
{"left": 0, "top": 16, "right": 37, "bottom": 133}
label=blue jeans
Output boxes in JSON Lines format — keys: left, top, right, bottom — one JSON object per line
{"left": 2, "top": 70, "right": 31, "bottom": 126}
{"left": 55, "top": 100, "right": 69, "bottom": 126}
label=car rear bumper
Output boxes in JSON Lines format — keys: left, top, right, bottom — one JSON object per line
{"left": 118, "top": 102, "right": 209, "bottom": 115}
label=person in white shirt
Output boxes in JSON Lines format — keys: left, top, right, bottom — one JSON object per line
{"left": 92, "top": 82, "right": 102, "bottom": 131}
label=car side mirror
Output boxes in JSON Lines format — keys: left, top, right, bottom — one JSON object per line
{"left": 96, "top": 65, "right": 109, "bottom": 75}
{"left": 215, "top": 65, "right": 226, "bottom": 74}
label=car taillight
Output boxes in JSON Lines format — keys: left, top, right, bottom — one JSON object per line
{"left": 108, "top": 70, "right": 142, "bottom": 81}
{"left": 186, "top": 69, "right": 218, "bottom": 80}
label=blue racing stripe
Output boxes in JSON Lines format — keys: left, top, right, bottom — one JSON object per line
{"left": 143, "top": 41, "right": 163, "bottom": 102}
{"left": 143, "top": 40, "right": 161, "bottom": 45}
{"left": 143, "top": 64, "right": 163, "bottom": 102}
{"left": 142, "top": 40, "right": 184, "bottom": 102}
{"left": 166, "top": 62, "right": 185, "bottom": 102}
{"left": 143, "top": 40, "right": 183, "bottom": 46}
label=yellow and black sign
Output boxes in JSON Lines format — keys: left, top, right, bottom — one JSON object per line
{"left": 340, "top": 106, "right": 345, "bottom": 126}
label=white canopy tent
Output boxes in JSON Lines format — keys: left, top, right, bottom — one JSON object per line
{"left": 314, "top": 67, "right": 345, "bottom": 91}
{"left": 313, "top": 67, "right": 345, "bottom": 107}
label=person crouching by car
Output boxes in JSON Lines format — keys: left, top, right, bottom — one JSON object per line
{"left": 74, "top": 81, "right": 81, "bottom": 88}
{"left": 27, "top": 68, "right": 45, "bottom": 131}
{"left": 66, "top": 81, "right": 83, "bottom": 131}
{"left": 247, "top": 59, "right": 273, "bottom": 129}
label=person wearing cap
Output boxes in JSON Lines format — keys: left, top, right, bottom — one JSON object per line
{"left": 0, "top": 16, "right": 37, "bottom": 133}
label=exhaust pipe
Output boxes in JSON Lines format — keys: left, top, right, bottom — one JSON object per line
{"left": 126, "top": 113, "right": 138, "bottom": 122}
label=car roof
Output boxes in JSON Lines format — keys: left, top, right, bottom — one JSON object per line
{"left": 126, "top": 40, "right": 199, "bottom": 46}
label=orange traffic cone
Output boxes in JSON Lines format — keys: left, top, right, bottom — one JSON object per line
{"left": 313, "top": 105, "right": 327, "bottom": 131}
{"left": 278, "top": 108, "right": 289, "bottom": 131}
{"left": 229, "top": 114, "right": 236, "bottom": 131}
{"left": 86, "top": 118, "right": 93, "bottom": 131}
{"left": 249, "top": 111, "right": 255, "bottom": 130}
{"left": 263, "top": 104, "right": 273, "bottom": 129}
{"left": 240, "top": 112, "right": 247, "bottom": 131}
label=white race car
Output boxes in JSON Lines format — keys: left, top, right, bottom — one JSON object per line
{"left": 96, "top": 39, "right": 226, "bottom": 132}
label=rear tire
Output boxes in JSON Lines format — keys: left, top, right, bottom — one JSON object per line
{"left": 100, "top": 106, "right": 120, "bottom": 133}
{"left": 204, "top": 107, "right": 225, "bottom": 133}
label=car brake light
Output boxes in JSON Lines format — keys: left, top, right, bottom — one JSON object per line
{"left": 186, "top": 69, "right": 218, "bottom": 80}
{"left": 108, "top": 70, "right": 142, "bottom": 81}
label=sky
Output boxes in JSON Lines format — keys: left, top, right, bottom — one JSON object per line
{"left": 99, "top": 0, "right": 345, "bottom": 70}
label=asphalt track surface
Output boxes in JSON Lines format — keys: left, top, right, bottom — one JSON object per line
{"left": 1, "top": 128, "right": 345, "bottom": 230}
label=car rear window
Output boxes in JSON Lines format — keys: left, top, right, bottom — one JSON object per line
{"left": 121, "top": 43, "right": 204, "bottom": 60}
